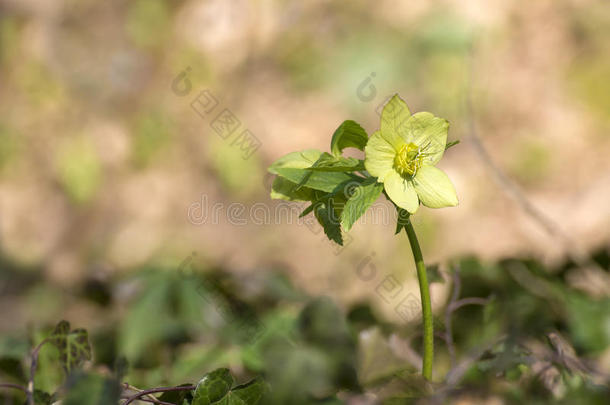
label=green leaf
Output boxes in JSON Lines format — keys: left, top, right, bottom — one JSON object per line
{"left": 33, "top": 389, "right": 54, "bottom": 405}
{"left": 341, "top": 178, "right": 384, "bottom": 231}
{"left": 192, "top": 368, "right": 234, "bottom": 405}
{"left": 221, "top": 378, "right": 268, "bottom": 404}
{"left": 314, "top": 200, "right": 343, "bottom": 246}
{"left": 48, "top": 321, "right": 92, "bottom": 375}
{"left": 193, "top": 369, "right": 267, "bottom": 405}
{"left": 268, "top": 149, "right": 322, "bottom": 174}
{"left": 308, "top": 152, "right": 365, "bottom": 172}
{"left": 158, "top": 384, "right": 194, "bottom": 405}
{"left": 445, "top": 139, "right": 460, "bottom": 150}
{"left": 330, "top": 120, "right": 369, "bottom": 156}
{"left": 394, "top": 207, "right": 410, "bottom": 234}
{"left": 273, "top": 167, "right": 354, "bottom": 193}
{"left": 270, "top": 176, "right": 315, "bottom": 201}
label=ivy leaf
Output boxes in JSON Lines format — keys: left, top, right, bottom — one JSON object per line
{"left": 341, "top": 178, "right": 384, "bottom": 231}
{"left": 270, "top": 176, "right": 315, "bottom": 201}
{"left": 308, "top": 152, "right": 365, "bottom": 172}
{"left": 330, "top": 120, "right": 368, "bottom": 156}
{"left": 220, "top": 377, "right": 268, "bottom": 404}
{"left": 314, "top": 200, "right": 343, "bottom": 246}
{"left": 158, "top": 384, "right": 194, "bottom": 405}
{"left": 48, "top": 321, "right": 92, "bottom": 375}
{"left": 33, "top": 389, "right": 54, "bottom": 405}
{"left": 192, "top": 368, "right": 234, "bottom": 405}
{"left": 192, "top": 369, "right": 267, "bottom": 405}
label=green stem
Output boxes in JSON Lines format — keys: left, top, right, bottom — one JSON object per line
{"left": 404, "top": 219, "right": 433, "bottom": 380}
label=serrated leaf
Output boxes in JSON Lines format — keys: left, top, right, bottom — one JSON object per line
{"left": 273, "top": 168, "right": 353, "bottom": 193}
{"left": 48, "top": 321, "right": 92, "bottom": 375}
{"left": 192, "top": 368, "right": 234, "bottom": 405}
{"left": 330, "top": 120, "right": 368, "bottom": 156}
{"left": 268, "top": 149, "right": 322, "bottom": 174}
{"left": 270, "top": 176, "right": 315, "bottom": 201}
{"left": 341, "top": 178, "right": 384, "bottom": 231}
{"left": 308, "top": 152, "right": 365, "bottom": 172}
{"left": 314, "top": 200, "right": 343, "bottom": 246}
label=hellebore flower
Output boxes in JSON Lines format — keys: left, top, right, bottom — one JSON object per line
{"left": 364, "top": 95, "right": 458, "bottom": 213}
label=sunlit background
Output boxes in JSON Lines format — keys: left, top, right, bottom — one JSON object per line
{"left": 1, "top": 0, "right": 609, "bottom": 402}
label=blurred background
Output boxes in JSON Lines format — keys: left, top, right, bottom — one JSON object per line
{"left": 1, "top": 0, "right": 609, "bottom": 403}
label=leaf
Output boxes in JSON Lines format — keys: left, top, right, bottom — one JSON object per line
{"left": 33, "top": 389, "right": 54, "bottom": 405}
{"left": 268, "top": 149, "right": 322, "bottom": 174}
{"left": 330, "top": 120, "right": 368, "bottom": 156}
{"left": 192, "top": 368, "right": 234, "bottom": 405}
{"left": 341, "top": 178, "right": 384, "bottom": 231}
{"left": 273, "top": 167, "right": 354, "bottom": 193}
{"left": 63, "top": 372, "right": 121, "bottom": 405}
{"left": 308, "top": 152, "right": 365, "bottom": 172}
{"left": 394, "top": 207, "right": 410, "bottom": 234}
{"left": 48, "top": 321, "right": 92, "bottom": 375}
{"left": 270, "top": 176, "right": 315, "bottom": 201}
{"left": 221, "top": 378, "right": 268, "bottom": 404}
{"left": 314, "top": 200, "right": 343, "bottom": 246}
{"left": 158, "top": 384, "right": 194, "bottom": 405}
{"left": 445, "top": 139, "right": 460, "bottom": 150}
{"left": 193, "top": 369, "right": 267, "bottom": 405}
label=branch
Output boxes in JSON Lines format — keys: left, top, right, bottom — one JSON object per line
{"left": 27, "top": 338, "right": 49, "bottom": 405}
{"left": 122, "top": 385, "right": 196, "bottom": 405}
{"left": 0, "top": 383, "right": 28, "bottom": 393}
{"left": 465, "top": 47, "right": 597, "bottom": 271}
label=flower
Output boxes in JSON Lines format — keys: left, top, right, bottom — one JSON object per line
{"left": 364, "top": 94, "right": 458, "bottom": 214}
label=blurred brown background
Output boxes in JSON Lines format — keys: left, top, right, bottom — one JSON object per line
{"left": 1, "top": 0, "right": 609, "bottom": 326}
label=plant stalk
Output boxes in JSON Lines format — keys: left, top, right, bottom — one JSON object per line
{"left": 404, "top": 220, "right": 433, "bottom": 380}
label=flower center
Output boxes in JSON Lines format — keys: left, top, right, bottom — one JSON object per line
{"left": 394, "top": 143, "right": 424, "bottom": 176}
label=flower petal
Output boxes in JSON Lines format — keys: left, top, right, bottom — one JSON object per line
{"left": 380, "top": 94, "right": 411, "bottom": 149}
{"left": 364, "top": 130, "right": 396, "bottom": 181}
{"left": 384, "top": 170, "right": 419, "bottom": 213}
{"left": 413, "top": 165, "right": 458, "bottom": 208}
{"left": 401, "top": 112, "right": 448, "bottom": 165}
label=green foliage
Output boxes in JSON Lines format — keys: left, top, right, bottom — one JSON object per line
{"left": 268, "top": 95, "right": 459, "bottom": 245}
{"left": 48, "top": 320, "right": 92, "bottom": 375}
{"left": 341, "top": 178, "right": 384, "bottom": 231}
{"left": 193, "top": 368, "right": 267, "bottom": 405}
{"left": 330, "top": 120, "right": 369, "bottom": 156}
